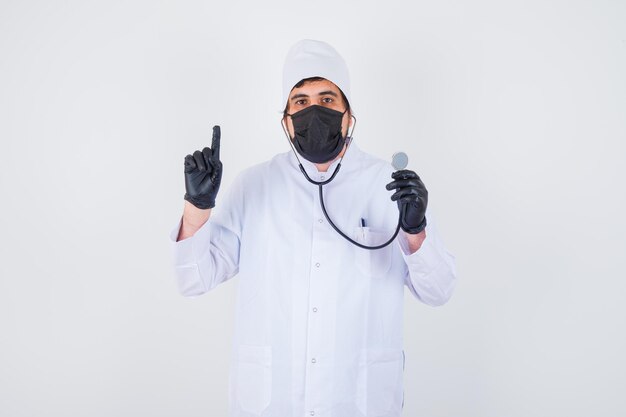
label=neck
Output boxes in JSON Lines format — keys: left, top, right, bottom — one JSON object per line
{"left": 314, "top": 144, "right": 348, "bottom": 172}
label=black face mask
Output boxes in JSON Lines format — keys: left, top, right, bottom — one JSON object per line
{"left": 287, "top": 105, "right": 347, "bottom": 164}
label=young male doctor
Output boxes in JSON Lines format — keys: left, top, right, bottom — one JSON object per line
{"left": 170, "top": 39, "right": 457, "bottom": 417}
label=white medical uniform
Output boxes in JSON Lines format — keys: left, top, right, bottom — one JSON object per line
{"left": 170, "top": 142, "right": 457, "bottom": 417}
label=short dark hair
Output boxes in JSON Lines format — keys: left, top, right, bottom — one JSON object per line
{"left": 282, "top": 76, "right": 351, "bottom": 117}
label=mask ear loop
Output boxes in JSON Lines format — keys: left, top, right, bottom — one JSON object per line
{"left": 345, "top": 114, "right": 357, "bottom": 148}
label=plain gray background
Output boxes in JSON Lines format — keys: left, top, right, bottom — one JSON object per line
{"left": 1, "top": 1, "right": 625, "bottom": 416}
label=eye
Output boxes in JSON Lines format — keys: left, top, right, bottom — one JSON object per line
{"left": 295, "top": 99, "right": 307, "bottom": 106}
{"left": 322, "top": 97, "right": 334, "bottom": 103}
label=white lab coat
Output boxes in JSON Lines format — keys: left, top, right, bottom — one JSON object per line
{"left": 170, "top": 143, "right": 457, "bottom": 417}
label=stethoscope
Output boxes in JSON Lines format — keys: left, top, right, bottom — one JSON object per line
{"left": 281, "top": 115, "right": 409, "bottom": 250}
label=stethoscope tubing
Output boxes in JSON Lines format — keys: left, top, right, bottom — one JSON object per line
{"left": 282, "top": 114, "right": 402, "bottom": 250}
{"left": 318, "top": 181, "right": 402, "bottom": 250}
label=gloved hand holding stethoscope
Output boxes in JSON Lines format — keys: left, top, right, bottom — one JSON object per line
{"left": 386, "top": 169, "right": 428, "bottom": 235}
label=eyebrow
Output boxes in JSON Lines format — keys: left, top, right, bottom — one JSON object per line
{"left": 290, "top": 90, "right": 339, "bottom": 101}
{"left": 290, "top": 93, "right": 309, "bottom": 101}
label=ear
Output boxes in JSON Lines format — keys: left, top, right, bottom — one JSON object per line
{"left": 348, "top": 113, "right": 356, "bottom": 127}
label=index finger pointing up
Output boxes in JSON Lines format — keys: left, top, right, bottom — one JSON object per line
{"left": 211, "top": 125, "right": 221, "bottom": 161}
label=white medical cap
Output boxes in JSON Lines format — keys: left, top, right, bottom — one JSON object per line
{"left": 282, "top": 39, "right": 351, "bottom": 109}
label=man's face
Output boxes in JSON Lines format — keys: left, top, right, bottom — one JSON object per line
{"left": 283, "top": 79, "right": 352, "bottom": 140}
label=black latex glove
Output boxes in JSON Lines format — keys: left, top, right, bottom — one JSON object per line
{"left": 386, "top": 169, "right": 428, "bottom": 234}
{"left": 183, "top": 125, "right": 223, "bottom": 209}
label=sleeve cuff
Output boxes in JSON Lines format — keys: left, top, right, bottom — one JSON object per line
{"left": 169, "top": 217, "right": 214, "bottom": 267}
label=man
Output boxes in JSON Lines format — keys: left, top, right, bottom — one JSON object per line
{"left": 170, "top": 39, "right": 457, "bottom": 417}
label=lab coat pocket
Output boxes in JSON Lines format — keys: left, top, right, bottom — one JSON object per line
{"left": 356, "top": 348, "right": 404, "bottom": 416}
{"left": 353, "top": 227, "right": 394, "bottom": 278}
{"left": 236, "top": 345, "right": 272, "bottom": 415}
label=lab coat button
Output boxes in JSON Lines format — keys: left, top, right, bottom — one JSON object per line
{"left": 310, "top": 411, "right": 315, "bottom": 416}
{"left": 318, "top": 218, "right": 323, "bottom": 223}
{"left": 320, "top": 175, "right": 325, "bottom": 180}
{"left": 315, "top": 263, "right": 320, "bottom": 268}
{"left": 312, "top": 307, "right": 318, "bottom": 312}
{"left": 311, "top": 358, "right": 316, "bottom": 363}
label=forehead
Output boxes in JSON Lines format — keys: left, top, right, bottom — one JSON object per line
{"left": 290, "top": 79, "right": 341, "bottom": 96}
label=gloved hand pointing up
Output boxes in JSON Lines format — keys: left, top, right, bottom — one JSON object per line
{"left": 183, "top": 125, "right": 223, "bottom": 209}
